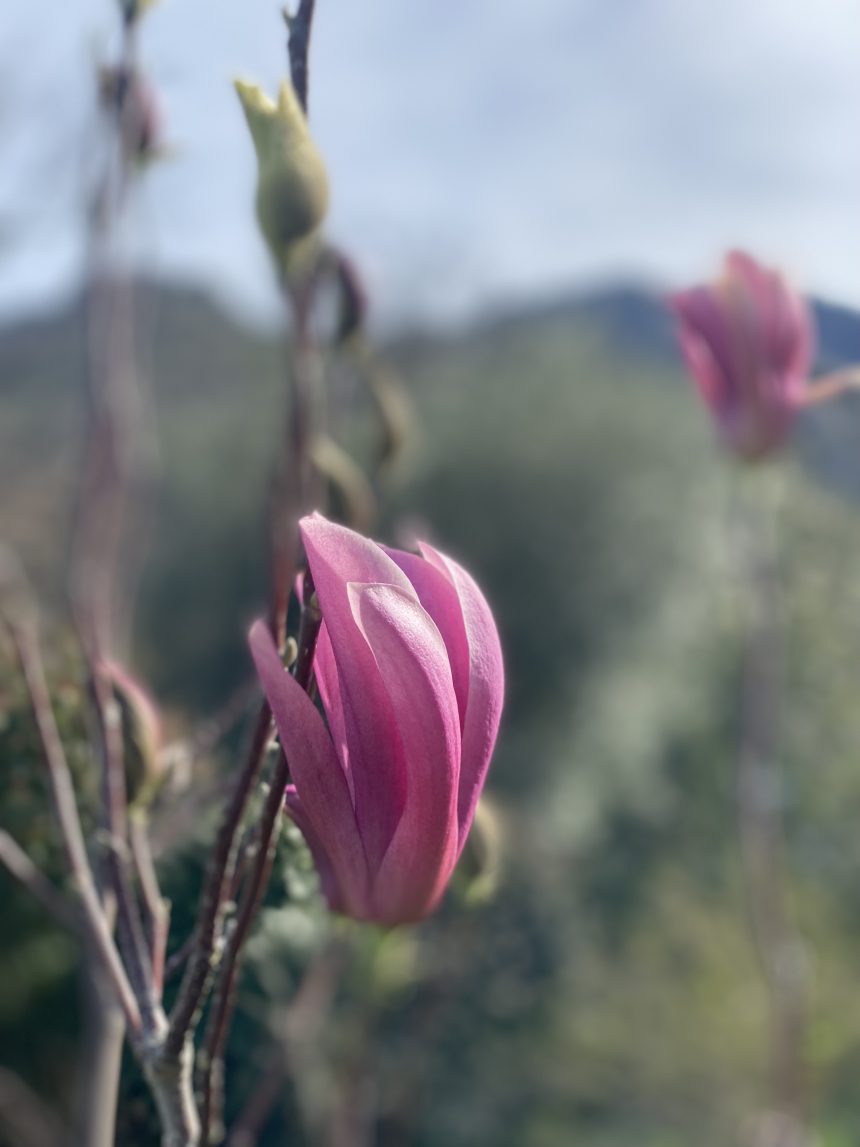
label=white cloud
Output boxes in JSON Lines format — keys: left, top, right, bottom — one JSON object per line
{"left": 0, "top": 0, "right": 857, "bottom": 324}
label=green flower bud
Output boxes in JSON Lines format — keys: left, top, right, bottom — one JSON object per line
{"left": 234, "top": 78, "right": 329, "bottom": 272}
{"left": 452, "top": 797, "right": 503, "bottom": 907}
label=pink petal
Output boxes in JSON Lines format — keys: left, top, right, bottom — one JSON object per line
{"left": 284, "top": 787, "right": 347, "bottom": 913}
{"left": 350, "top": 583, "right": 460, "bottom": 924}
{"left": 383, "top": 546, "right": 471, "bottom": 725}
{"left": 417, "top": 544, "right": 504, "bottom": 853}
{"left": 312, "top": 622, "right": 354, "bottom": 803}
{"left": 782, "top": 286, "right": 815, "bottom": 384}
{"left": 670, "top": 288, "right": 737, "bottom": 413}
{"left": 758, "top": 266, "right": 814, "bottom": 388}
{"left": 725, "top": 250, "right": 814, "bottom": 391}
{"left": 724, "top": 252, "right": 782, "bottom": 392}
{"left": 248, "top": 620, "right": 369, "bottom": 916}
{"left": 300, "top": 514, "right": 417, "bottom": 874}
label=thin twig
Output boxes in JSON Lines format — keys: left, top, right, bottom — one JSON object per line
{"left": 88, "top": 659, "right": 159, "bottom": 1021}
{"left": 172, "top": 0, "right": 324, "bottom": 1110}
{"left": 130, "top": 815, "right": 170, "bottom": 996}
{"left": 70, "top": 9, "right": 161, "bottom": 1034}
{"left": 284, "top": 0, "right": 317, "bottom": 114}
{"left": 802, "top": 367, "right": 860, "bottom": 406}
{"left": 0, "top": 828, "right": 81, "bottom": 933}
{"left": 269, "top": 284, "right": 321, "bottom": 647}
{"left": 199, "top": 599, "right": 322, "bottom": 1143}
{"left": 64, "top": 0, "right": 161, "bottom": 1048}
{"left": 268, "top": 0, "right": 326, "bottom": 641}
{"left": 165, "top": 700, "right": 272, "bottom": 1058}
{"left": 198, "top": 806, "right": 284, "bottom": 1144}
{"left": 3, "top": 614, "right": 142, "bottom": 1033}
{"left": 77, "top": 952, "right": 126, "bottom": 1147}
{"left": 163, "top": 934, "right": 195, "bottom": 985}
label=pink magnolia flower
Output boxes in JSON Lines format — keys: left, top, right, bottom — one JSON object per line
{"left": 670, "top": 251, "right": 815, "bottom": 460}
{"left": 249, "top": 513, "right": 504, "bottom": 926}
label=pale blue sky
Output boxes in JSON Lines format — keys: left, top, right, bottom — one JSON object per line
{"left": 1, "top": 0, "right": 858, "bottom": 327}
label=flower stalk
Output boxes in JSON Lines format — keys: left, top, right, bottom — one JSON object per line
{"left": 732, "top": 476, "right": 811, "bottom": 1147}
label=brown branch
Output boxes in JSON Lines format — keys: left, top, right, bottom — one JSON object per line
{"left": 0, "top": 829, "right": 80, "bottom": 933}
{"left": 3, "top": 612, "right": 142, "bottom": 1034}
{"left": 284, "top": 0, "right": 317, "bottom": 114}
{"left": 166, "top": 253, "right": 321, "bottom": 1068}
{"left": 76, "top": 954, "right": 126, "bottom": 1147}
{"left": 130, "top": 815, "right": 170, "bottom": 996}
{"left": 87, "top": 659, "right": 159, "bottom": 1029}
{"left": 198, "top": 809, "right": 283, "bottom": 1144}
{"left": 165, "top": 699, "right": 272, "bottom": 1058}
{"left": 269, "top": 284, "right": 321, "bottom": 647}
{"left": 169, "top": 4, "right": 325, "bottom": 1112}
{"left": 67, "top": 1, "right": 162, "bottom": 1041}
{"left": 163, "top": 934, "right": 194, "bottom": 985}
{"left": 198, "top": 599, "right": 322, "bottom": 1143}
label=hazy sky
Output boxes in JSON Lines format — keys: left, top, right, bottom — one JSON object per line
{"left": 1, "top": 0, "right": 858, "bottom": 327}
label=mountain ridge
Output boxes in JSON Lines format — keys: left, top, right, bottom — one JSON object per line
{"left": 3, "top": 277, "right": 860, "bottom": 386}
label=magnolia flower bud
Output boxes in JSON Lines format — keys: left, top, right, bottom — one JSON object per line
{"left": 234, "top": 78, "right": 329, "bottom": 272}
{"left": 670, "top": 251, "right": 814, "bottom": 461}
{"left": 250, "top": 513, "right": 505, "bottom": 926}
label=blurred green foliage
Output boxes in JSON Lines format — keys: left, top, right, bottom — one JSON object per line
{"left": 3, "top": 289, "right": 860, "bottom": 1144}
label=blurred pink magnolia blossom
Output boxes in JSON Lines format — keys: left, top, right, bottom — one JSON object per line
{"left": 250, "top": 513, "right": 504, "bottom": 925}
{"left": 670, "top": 251, "right": 815, "bottom": 460}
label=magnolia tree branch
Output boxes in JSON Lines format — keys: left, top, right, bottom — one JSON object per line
{"left": 269, "top": 282, "right": 324, "bottom": 645}
{"left": 198, "top": 770, "right": 286, "bottom": 1142}
{"left": 89, "top": 661, "right": 161, "bottom": 1027}
{"left": 62, "top": 35, "right": 175, "bottom": 1146}
{"left": 2, "top": 10, "right": 195, "bottom": 1143}
{"left": 130, "top": 815, "right": 171, "bottom": 994}
{"left": 177, "top": 13, "right": 329, "bottom": 1104}
{"left": 3, "top": 3, "right": 341, "bottom": 1143}
{"left": 284, "top": 0, "right": 316, "bottom": 114}
{"left": 269, "top": 1, "right": 324, "bottom": 643}
{"left": 194, "top": 14, "right": 332, "bottom": 1133}
{"left": 0, "top": 828, "right": 80, "bottom": 932}
{"left": 198, "top": 593, "right": 322, "bottom": 1143}
{"left": 2, "top": 608, "right": 142, "bottom": 1034}
{"left": 165, "top": 700, "right": 273, "bottom": 1058}
{"left": 72, "top": 10, "right": 162, "bottom": 1026}
{"left": 77, "top": 954, "right": 126, "bottom": 1147}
